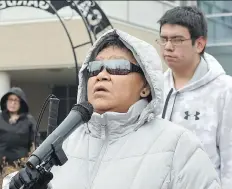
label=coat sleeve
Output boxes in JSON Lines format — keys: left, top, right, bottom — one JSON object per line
{"left": 218, "top": 88, "right": 232, "bottom": 189}
{"left": 171, "top": 131, "right": 221, "bottom": 189}
{"left": 1, "top": 171, "right": 52, "bottom": 189}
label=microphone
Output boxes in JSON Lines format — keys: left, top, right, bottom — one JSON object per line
{"left": 47, "top": 97, "right": 60, "bottom": 136}
{"left": 27, "top": 101, "right": 93, "bottom": 169}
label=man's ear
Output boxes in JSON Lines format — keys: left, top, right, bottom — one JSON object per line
{"left": 195, "top": 36, "right": 207, "bottom": 54}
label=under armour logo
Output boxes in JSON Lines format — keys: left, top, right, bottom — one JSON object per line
{"left": 184, "top": 111, "right": 200, "bottom": 120}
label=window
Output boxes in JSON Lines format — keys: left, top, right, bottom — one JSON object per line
{"left": 207, "top": 16, "right": 232, "bottom": 44}
{"left": 198, "top": 1, "right": 232, "bottom": 15}
{"left": 161, "top": 1, "right": 180, "bottom": 6}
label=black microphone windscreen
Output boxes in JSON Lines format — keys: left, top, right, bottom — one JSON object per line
{"left": 73, "top": 101, "right": 93, "bottom": 122}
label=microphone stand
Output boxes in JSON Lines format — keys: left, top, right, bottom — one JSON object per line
{"left": 17, "top": 97, "right": 63, "bottom": 189}
{"left": 47, "top": 97, "right": 60, "bottom": 137}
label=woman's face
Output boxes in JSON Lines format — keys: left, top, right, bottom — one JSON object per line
{"left": 6, "top": 94, "right": 20, "bottom": 113}
{"left": 87, "top": 46, "right": 150, "bottom": 114}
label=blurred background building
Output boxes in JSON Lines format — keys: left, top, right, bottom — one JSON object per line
{"left": 0, "top": 1, "right": 230, "bottom": 137}
{"left": 197, "top": 1, "right": 232, "bottom": 75}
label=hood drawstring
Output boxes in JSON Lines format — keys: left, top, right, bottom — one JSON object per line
{"left": 162, "top": 88, "right": 173, "bottom": 119}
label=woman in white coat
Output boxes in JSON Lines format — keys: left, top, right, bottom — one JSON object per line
{"left": 7, "top": 29, "right": 220, "bottom": 189}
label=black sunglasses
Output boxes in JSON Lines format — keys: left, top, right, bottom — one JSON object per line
{"left": 87, "top": 59, "right": 143, "bottom": 78}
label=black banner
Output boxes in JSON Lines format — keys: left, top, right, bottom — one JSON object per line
{"left": 0, "top": 0, "right": 112, "bottom": 37}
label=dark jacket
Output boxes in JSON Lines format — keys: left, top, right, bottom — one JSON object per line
{"left": 0, "top": 87, "right": 40, "bottom": 163}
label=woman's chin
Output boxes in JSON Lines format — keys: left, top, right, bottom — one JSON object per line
{"left": 92, "top": 101, "right": 113, "bottom": 114}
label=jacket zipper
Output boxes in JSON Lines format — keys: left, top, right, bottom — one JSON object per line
{"left": 89, "top": 123, "right": 109, "bottom": 189}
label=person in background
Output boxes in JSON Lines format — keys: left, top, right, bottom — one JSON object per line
{"left": 157, "top": 6, "right": 232, "bottom": 189}
{"left": 0, "top": 87, "right": 40, "bottom": 165}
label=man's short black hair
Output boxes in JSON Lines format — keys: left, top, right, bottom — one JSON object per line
{"left": 158, "top": 6, "right": 208, "bottom": 54}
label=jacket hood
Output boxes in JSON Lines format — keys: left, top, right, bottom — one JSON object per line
{"left": 77, "top": 29, "right": 164, "bottom": 118}
{"left": 165, "top": 53, "right": 225, "bottom": 93}
{"left": 0, "top": 87, "right": 29, "bottom": 113}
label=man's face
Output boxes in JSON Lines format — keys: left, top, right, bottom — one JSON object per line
{"left": 7, "top": 94, "right": 20, "bottom": 113}
{"left": 159, "top": 24, "right": 206, "bottom": 70}
{"left": 87, "top": 46, "right": 147, "bottom": 114}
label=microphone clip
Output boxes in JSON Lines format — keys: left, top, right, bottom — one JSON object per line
{"left": 50, "top": 136, "right": 68, "bottom": 166}
{"left": 27, "top": 136, "right": 68, "bottom": 171}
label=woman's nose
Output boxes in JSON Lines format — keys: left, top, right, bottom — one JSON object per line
{"left": 96, "top": 68, "right": 111, "bottom": 81}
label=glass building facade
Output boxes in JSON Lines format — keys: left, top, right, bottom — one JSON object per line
{"left": 197, "top": 1, "right": 232, "bottom": 75}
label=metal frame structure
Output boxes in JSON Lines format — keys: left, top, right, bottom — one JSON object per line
{"left": 42, "top": 0, "right": 114, "bottom": 86}
{"left": 0, "top": 0, "right": 113, "bottom": 86}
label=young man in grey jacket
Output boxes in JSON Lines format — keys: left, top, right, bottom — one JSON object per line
{"left": 157, "top": 6, "right": 232, "bottom": 189}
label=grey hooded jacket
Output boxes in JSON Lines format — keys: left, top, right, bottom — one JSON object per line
{"left": 3, "top": 29, "right": 221, "bottom": 189}
{"left": 163, "top": 53, "right": 232, "bottom": 189}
